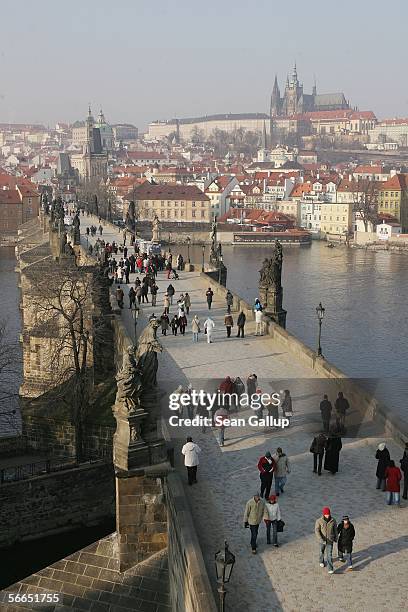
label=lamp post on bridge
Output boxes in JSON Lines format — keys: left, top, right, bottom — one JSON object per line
{"left": 316, "top": 302, "right": 325, "bottom": 357}
{"left": 214, "top": 541, "right": 235, "bottom": 612}
{"left": 201, "top": 244, "right": 205, "bottom": 272}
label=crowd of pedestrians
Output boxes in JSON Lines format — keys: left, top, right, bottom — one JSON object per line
{"left": 82, "top": 217, "right": 407, "bottom": 579}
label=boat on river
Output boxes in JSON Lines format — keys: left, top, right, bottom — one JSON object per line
{"left": 232, "top": 229, "right": 312, "bottom": 246}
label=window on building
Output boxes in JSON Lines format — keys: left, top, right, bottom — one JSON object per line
{"left": 192, "top": 201, "right": 196, "bottom": 207}
{"left": 192, "top": 210, "right": 196, "bottom": 217}
{"left": 201, "top": 210, "right": 205, "bottom": 218}
{"left": 181, "top": 210, "right": 184, "bottom": 217}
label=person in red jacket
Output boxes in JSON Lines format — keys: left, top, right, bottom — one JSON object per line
{"left": 219, "top": 376, "right": 235, "bottom": 411}
{"left": 257, "top": 452, "right": 275, "bottom": 499}
{"left": 385, "top": 460, "right": 402, "bottom": 505}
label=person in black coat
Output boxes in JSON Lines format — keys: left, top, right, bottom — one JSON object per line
{"left": 375, "top": 443, "right": 391, "bottom": 491}
{"left": 236, "top": 311, "right": 246, "bottom": 338}
{"left": 400, "top": 442, "right": 408, "bottom": 500}
{"left": 324, "top": 431, "right": 342, "bottom": 474}
{"left": 319, "top": 394, "right": 332, "bottom": 433}
{"left": 337, "top": 516, "right": 355, "bottom": 569}
{"left": 310, "top": 433, "right": 327, "bottom": 476}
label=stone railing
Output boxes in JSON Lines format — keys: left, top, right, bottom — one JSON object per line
{"left": 202, "top": 272, "right": 408, "bottom": 447}
{"left": 201, "top": 271, "right": 255, "bottom": 320}
{"left": 165, "top": 472, "right": 218, "bottom": 612}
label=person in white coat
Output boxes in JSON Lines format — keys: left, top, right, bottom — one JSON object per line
{"left": 255, "top": 309, "right": 263, "bottom": 336}
{"left": 204, "top": 317, "right": 215, "bottom": 343}
{"left": 181, "top": 436, "right": 201, "bottom": 485}
{"left": 263, "top": 494, "right": 282, "bottom": 546}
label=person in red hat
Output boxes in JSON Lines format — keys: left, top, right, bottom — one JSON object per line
{"left": 263, "top": 495, "right": 282, "bottom": 546}
{"left": 315, "top": 507, "right": 338, "bottom": 574}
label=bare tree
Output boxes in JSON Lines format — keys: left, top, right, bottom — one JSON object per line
{"left": 190, "top": 126, "right": 205, "bottom": 144}
{"left": 352, "top": 178, "right": 379, "bottom": 232}
{"left": 27, "top": 261, "right": 110, "bottom": 461}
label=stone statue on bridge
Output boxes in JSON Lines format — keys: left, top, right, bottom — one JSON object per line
{"left": 210, "top": 216, "right": 218, "bottom": 264}
{"left": 72, "top": 211, "right": 81, "bottom": 245}
{"left": 126, "top": 200, "right": 136, "bottom": 233}
{"left": 259, "top": 240, "right": 286, "bottom": 328}
{"left": 135, "top": 318, "right": 163, "bottom": 390}
{"left": 259, "top": 240, "right": 283, "bottom": 288}
{"left": 115, "top": 346, "right": 143, "bottom": 415}
{"left": 151, "top": 214, "right": 160, "bottom": 243}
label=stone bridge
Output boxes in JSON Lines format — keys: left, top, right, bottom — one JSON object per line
{"left": 2, "top": 214, "right": 407, "bottom": 612}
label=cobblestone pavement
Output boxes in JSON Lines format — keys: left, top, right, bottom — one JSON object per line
{"left": 83, "top": 217, "right": 408, "bottom": 612}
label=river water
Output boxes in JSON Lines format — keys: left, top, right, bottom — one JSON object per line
{"left": 184, "top": 242, "right": 408, "bottom": 424}
{"left": 1, "top": 242, "right": 407, "bottom": 425}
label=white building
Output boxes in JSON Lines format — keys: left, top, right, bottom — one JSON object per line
{"left": 368, "top": 119, "right": 408, "bottom": 148}
{"left": 300, "top": 200, "right": 323, "bottom": 232}
{"left": 376, "top": 221, "right": 402, "bottom": 240}
{"left": 205, "top": 176, "right": 238, "bottom": 218}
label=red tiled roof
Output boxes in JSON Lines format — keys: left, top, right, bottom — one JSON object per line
{"left": 132, "top": 182, "right": 209, "bottom": 201}
{"left": 379, "top": 118, "right": 408, "bottom": 126}
{"left": 290, "top": 183, "right": 312, "bottom": 197}
{"left": 378, "top": 174, "right": 407, "bottom": 191}
{"left": 354, "top": 165, "right": 384, "bottom": 174}
{"left": 0, "top": 189, "right": 20, "bottom": 204}
{"left": 126, "top": 151, "right": 166, "bottom": 160}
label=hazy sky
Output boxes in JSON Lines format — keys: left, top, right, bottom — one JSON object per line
{"left": 1, "top": 0, "right": 407, "bottom": 129}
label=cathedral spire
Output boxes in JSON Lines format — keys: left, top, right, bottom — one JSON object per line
{"left": 270, "top": 75, "right": 281, "bottom": 117}
{"left": 292, "top": 62, "right": 298, "bottom": 85}
{"left": 262, "top": 120, "right": 267, "bottom": 149}
{"left": 312, "top": 75, "right": 317, "bottom": 97}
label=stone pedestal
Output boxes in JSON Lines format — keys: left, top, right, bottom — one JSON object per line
{"left": 260, "top": 284, "right": 287, "bottom": 329}
{"left": 113, "top": 392, "right": 170, "bottom": 572}
{"left": 113, "top": 406, "right": 150, "bottom": 471}
{"left": 115, "top": 470, "right": 168, "bottom": 572}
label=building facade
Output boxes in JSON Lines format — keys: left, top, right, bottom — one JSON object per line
{"left": 147, "top": 114, "right": 270, "bottom": 142}
{"left": 0, "top": 183, "right": 40, "bottom": 235}
{"left": 72, "top": 108, "right": 113, "bottom": 151}
{"left": 133, "top": 183, "right": 211, "bottom": 222}
{"left": 70, "top": 109, "right": 108, "bottom": 181}
{"left": 320, "top": 202, "right": 353, "bottom": 236}
{"left": 377, "top": 174, "right": 408, "bottom": 231}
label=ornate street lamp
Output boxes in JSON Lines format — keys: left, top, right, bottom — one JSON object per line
{"left": 316, "top": 302, "right": 325, "bottom": 357}
{"left": 186, "top": 236, "right": 191, "bottom": 263}
{"left": 132, "top": 302, "right": 140, "bottom": 343}
{"left": 214, "top": 541, "right": 235, "bottom": 612}
{"left": 201, "top": 244, "right": 205, "bottom": 272}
